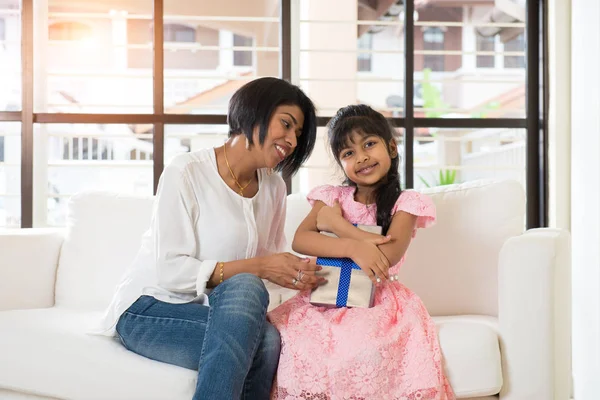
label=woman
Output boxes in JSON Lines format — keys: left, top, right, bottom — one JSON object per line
{"left": 94, "top": 77, "right": 320, "bottom": 400}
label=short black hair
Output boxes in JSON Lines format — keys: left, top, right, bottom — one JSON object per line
{"left": 227, "top": 77, "right": 317, "bottom": 177}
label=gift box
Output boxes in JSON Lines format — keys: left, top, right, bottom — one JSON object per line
{"left": 310, "top": 225, "right": 381, "bottom": 308}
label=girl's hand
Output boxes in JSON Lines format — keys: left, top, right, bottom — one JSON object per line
{"left": 260, "top": 253, "right": 325, "bottom": 290}
{"left": 316, "top": 200, "right": 343, "bottom": 233}
{"left": 348, "top": 239, "right": 390, "bottom": 284}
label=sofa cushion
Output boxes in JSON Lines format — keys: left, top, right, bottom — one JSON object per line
{"left": 436, "top": 316, "right": 502, "bottom": 397}
{"left": 54, "top": 192, "right": 154, "bottom": 310}
{"left": 0, "top": 308, "right": 196, "bottom": 400}
{"left": 0, "top": 308, "right": 501, "bottom": 399}
{"left": 286, "top": 180, "right": 525, "bottom": 317}
{"left": 0, "top": 228, "right": 63, "bottom": 311}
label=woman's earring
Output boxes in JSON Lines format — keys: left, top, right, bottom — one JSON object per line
{"left": 245, "top": 137, "right": 251, "bottom": 150}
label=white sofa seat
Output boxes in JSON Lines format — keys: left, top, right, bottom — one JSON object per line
{"left": 0, "top": 180, "right": 571, "bottom": 400}
{"left": 0, "top": 308, "right": 501, "bottom": 400}
{"left": 0, "top": 308, "right": 198, "bottom": 400}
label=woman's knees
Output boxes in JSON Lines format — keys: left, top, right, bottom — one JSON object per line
{"left": 214, "top": 273, "right": 270, "bottom": 311}
{"left": 257, "top": 322, "right": 281, "bottom": 366}
{"left": 263, "top": 323, "right": 281, "bottom": 354}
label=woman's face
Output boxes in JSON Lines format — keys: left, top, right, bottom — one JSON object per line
{"left": 254, "top": 105, "right": 305, "bottom": 169}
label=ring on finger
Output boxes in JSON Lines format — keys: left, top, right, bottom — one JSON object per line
{"left": 292, "top": 278, "right": 298, "bottom": 286}
{"left": 296, "top": 270, "right": 304, "bottom": 282}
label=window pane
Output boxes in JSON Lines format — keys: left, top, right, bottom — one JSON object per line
{"left": 165, "top": 23, "right": 196, "bottom": 43}
{"left": 299, "top": 0, "right": 404, "bottom": 118}
{"left": 414, "top": 2, "right": 526, "bottom": 118}
{"left": 0, "top": 122, "right": 21, "bottom": 228}
{"left": 165, "top": 124, "right": 227, "bottom": 165}
{"left": 357, "top": 33, "right": 372, "bottom": 72}
{"left": 0, "top": 2, "right": 21, "bottom": 111}
{"left": 504, "top": 33, "right": 526, "bottom": 69}
{"left": 476, "top": 34, "right": 495, "bottom": 68}
{"left": 164, "top": 0, "right": 280, "bottom": 114}
{"left": 423, "top": 27, "right": 445, "bottom": 72}
{"left": 293, "top": 127, "right": 405, "bottom": 194}
{"left": 41, "top": 123, "right": 153, "bottom": 226}
{"left": 414, "top": 127, "right": 525, "bottom": 192}
{"left": 233, "top": 34, "right": 253, "bottom": 67}
{"left": 37, "top": 1, "right": 153, "bottom": 114}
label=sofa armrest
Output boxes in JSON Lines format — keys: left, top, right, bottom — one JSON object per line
{"left": 498, "top": 228, "right": 571, "bottom": 400}
{"left": 0, "top": 228, "right": 64, "bottom": 311}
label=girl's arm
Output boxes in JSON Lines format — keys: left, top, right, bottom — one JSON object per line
{"left": 376, "top": 211, "right": 418, "bottom": 266}
{"left": 292, "top": 201, "right": 356, "bottom": 258}
{"left": 310, "top": 200, "right": 418, "bottom": 267}
{"left": 316, "top": 201, "right": 391, "bottom": 242}
{"left": 293, "top": 201, "right": 391, "bottom": 283}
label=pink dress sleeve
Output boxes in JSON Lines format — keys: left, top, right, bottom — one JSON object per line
{"left": 392, "top": 191, "right": 436, "bottom": 236}
{"left": 306, "top": 185, "right": 340, "bottom": 207}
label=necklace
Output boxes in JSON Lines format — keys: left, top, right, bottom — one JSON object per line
{"left": 223, "top": 143, "right": 253, "bottom": 196}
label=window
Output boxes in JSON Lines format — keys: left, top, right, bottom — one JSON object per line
{"left": 62, "top": 137, "right": 109, "bottom": 161}
{"left": 164, "top": 23, "right": 195, "bottom": 43}
{"left": 48, "top": 22, "right": 92, "bottom": 41}
{"left": 476, "top": 34, "right": 495, "bottom": 68}
{"left": 504, "top": 33, "right": 526, "bottom": 69}
{"left": 423, "top": 27, "right": 445, "bottom": 71}
{"left": 0, "top": 18, "right": 5, "bottom": 41}
{"left": 357, "top": 33, "right": 373, "bottom": 72}
{"left": 5, "top": 0, "right": 546, "bottom": 229}
{"left": 233, "top": 34, "right": 253, "bottom": 66}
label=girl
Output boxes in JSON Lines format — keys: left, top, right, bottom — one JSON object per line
{"left": 268, "top": 104, "right": 455, "bottom": 400}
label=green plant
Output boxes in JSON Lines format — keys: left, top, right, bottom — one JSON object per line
{"left": 418, "top": 169, "right": 457, "bottom": 188}
{"left": 471, "top": 101, "right": 501, "bottom": 118}
{"left": 421, "top": 68, "right": 449, "bottom": 118}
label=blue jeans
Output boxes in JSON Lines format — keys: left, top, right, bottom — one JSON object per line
{"left": 116, "top": 273, "right": 281, "bottom": 400}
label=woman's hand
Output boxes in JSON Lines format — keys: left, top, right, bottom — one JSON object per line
{"left": 348, "top": 238, "right": 390, "bottom": 285}
{"left": 316, "top": 200, "right": 343, "bottom": 233}
{"left": 260, "top": 253, "right": 325, "bottom": 290}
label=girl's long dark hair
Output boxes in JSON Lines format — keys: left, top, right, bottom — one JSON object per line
{"left": 327, "top": 104, "right": 401, "bottom": 235}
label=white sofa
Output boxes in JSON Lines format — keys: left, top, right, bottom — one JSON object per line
{"left": 0, "top": 180, "right": 571, "bottom": 400}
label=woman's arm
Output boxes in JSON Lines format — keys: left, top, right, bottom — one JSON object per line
{"left": 153, "top": 164, "right": 212, "bottom": 294}
{"left": 154, "top": 165, "right": 321, "bottom": 293}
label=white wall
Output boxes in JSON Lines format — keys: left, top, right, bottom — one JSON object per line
{"left": 571, "top": 0, "right": 600, "bottom": 399}
{"left": 549, "top": 0, "right": 571, "bottom": 231}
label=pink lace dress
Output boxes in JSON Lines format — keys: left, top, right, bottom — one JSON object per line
{"left": 268, "top": 185, "right": 455, "bottom": 400}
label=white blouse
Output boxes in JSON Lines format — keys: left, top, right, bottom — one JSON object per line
{"left": 93, "top": 147, "right": 288, "bottom": 336}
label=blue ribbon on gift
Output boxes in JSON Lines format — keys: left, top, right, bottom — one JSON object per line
{"left": 316, "top": 257, "right": 361, "bottom": 307}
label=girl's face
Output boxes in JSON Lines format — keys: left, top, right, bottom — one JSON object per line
{"left": 252, "top": 105, "right": 304, "bottom": 169}
{"left": 337, "top": 131, "right": 397, "bottom": 188}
